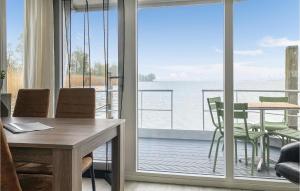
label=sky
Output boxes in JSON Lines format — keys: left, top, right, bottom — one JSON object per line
{"left": 6, "top": 0, "right": 300, "bottom": 83}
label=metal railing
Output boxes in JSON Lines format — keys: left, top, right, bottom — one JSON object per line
{"left": 202, "top": 89, "right": 300, "bottom": 131}
{"left": 139, "top": 89, "right": 174, "bottom": 129}
{"left": 95, "top": 89, "right": 174, "bottom": 129}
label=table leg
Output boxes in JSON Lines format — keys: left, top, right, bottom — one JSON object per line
{"left": 112, "top": 124, "right": 124, "bottom": 191}
{"left": 53, "top": 148, "right": 82, "bottom": 191}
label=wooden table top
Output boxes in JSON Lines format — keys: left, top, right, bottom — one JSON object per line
{"left": 1, "top": 117, "right": 125, "bottom": 149}
{"left": 248, "top": 102, "right": 300, "bottom": 110}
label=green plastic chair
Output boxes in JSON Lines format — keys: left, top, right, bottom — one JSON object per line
{"left": 274, "top": 128, "right": 300, "bottom": 143}
{"left": 259, "top": 96, "right": 289, "bottom": 132}
{"left": 213, "top": 102, "right": 265, "bottom": 175}
{"left": 207, "top": 97, "right": 222, "bottom": 158}
{"left": 207, "top": 97, "right": 259, "bottom": 158}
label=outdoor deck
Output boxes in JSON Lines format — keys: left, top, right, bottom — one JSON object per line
{"left": 94, "top": 138, "right": 282, "bottom": 179}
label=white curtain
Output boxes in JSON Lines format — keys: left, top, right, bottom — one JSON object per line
{"left": 0, "top": 0, "right": 7, "bottom": 91}
{"left": 24, "top": 0, "right": 54, "bottom": 116}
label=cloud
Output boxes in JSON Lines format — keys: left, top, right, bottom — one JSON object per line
{"left": 215, "top": 48, "right": 263, "bottom": 56}
{"left": 235, "top": 49, "right": 263, "bottom": 56}
{"left": 234, "top": 62, "right": 284, "bottom": 81}
{"left": 260, "top": 36, "right": 300, "bottom": 47}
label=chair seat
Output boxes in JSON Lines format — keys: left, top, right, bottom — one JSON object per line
{"left": 234, "top": 129, "right": 265, "bottom": 140}
{"left": 219, "top": 123, "right": 258, "bottom": 129}
{"left": 275, "top": 162, "right": 300, "bottom": 184}
{"left": 234, "top": 122, "right": 259, "bottom": 130}
{"left": 18, "top": 173, "right": 52, "bottom": 191}
{"left": 16, "top": 156, "right": 93, "bottom": 175}
{"left": 274, "top": 128, "right": 300, "bottom": 141}
{"left": 264, "top": 121, "right": 288, "bottom": 131}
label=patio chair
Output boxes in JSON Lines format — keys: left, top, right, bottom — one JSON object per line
{"left": 273, "top": 128, "right": 300, "bottom": 143}
{"left": 259, "top": 96, "right": 289, "bottom": 132}
{"left": 259, "top": 96, "right": 291, "bottom": 165}
{"left": 214, "top": 102, "right": 265, "bottom": 175}
{"left": 207, "top": 97, "right": 259, "bottom": 158}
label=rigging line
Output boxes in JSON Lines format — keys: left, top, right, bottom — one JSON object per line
{"left": 106, "top": 0, "right": 109, "bottom": 119}
{"left": 61, "top": 0, "right": 65, "bottom": 88}
{"left": 106, "top": 0, "right": 110, "bottom": 120}
{"left": 103, "top": 0, "right": 110, "bottom": 176}
{"left": 69, "top": 0, "right": 72, "bottom": 88}
{"left": 103, "top": 0, "right": 108, "bottom": 118}
{"left": 83, "top": 0, "right": 87, "bottom": 88}
{"left": 86, "top": 0, "right": 91, "bottom": 88}
{"left": 106, "top": 0, "right": 109, "bottom": 75}
{"left": 119, "top": 0, "right": 125, "bottom": 119}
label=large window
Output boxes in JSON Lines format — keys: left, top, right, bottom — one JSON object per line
{"left": 61, "top": 0, "right": 119, "bottom": 169}
{"left": 6, "top": 0, "right": 24, "bottom": 107}
{"left": 62, "top": 0, "right": 119, "bottom": 119}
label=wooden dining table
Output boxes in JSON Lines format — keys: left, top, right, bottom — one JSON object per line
{"left": 247, "top": 102, "right": 300, "bottom": 171}
{"left": 2, "top": 117, "right": 125, "bottom": 191}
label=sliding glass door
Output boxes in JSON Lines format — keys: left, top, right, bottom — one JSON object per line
{"left": 137, "top": 1, "right": 225, "bottom": 176}
{"left": 130, "top": 0, "right": 299, "bottom": 190}
{"left": 233, "top": 0, "right": 300, "bottom": 179}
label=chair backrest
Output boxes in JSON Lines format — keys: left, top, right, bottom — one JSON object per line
{"left": 1, "top": 123, "right": 22, "bottom": 191}
{"left": 215, "top": 102, "right": 249, "bottom": 137}
{"left": 55, "top": 88, "right": 95, "bottom": 118}
{"left": 259, "top": 96, "right": 288, "bottom": 103}
{"left": 207, "top": 97, "right": 221, "bottom": 128}
{"left": 259, "top": 96, "right": 288, "bottom": 122}
{"left": 13, "top": 89, "right": 50, "bottom": 117}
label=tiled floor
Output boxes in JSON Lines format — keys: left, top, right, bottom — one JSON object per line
{"left": 94, "top": 138, "right": 281, "bottom": 179}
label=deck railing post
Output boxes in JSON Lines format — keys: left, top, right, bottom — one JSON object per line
{"left": 171, "top": 90, "right": 174, "bottom": 129}
{"left": 140, "top": 91, "right": 143, "bottom": 129}
{"left": 202, "top": 90, "right": 205, "bottom": 131}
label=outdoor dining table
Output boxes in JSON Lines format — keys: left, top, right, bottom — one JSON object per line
{"left": 247, "top": 102, "right": 300, "bottom": 171}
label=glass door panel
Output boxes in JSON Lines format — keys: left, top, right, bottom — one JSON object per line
{"left": 137, "top": 1, "right": 225, "bottom": 176}
{"left": 233, "top": 0, "right": 300, "bottom": 179}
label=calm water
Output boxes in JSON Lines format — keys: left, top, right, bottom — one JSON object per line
{"left": 137, "top": 80, "right": 298, "bottom": 131}
{"left": 95, "top": 80, "right": 299, "bottom": 131}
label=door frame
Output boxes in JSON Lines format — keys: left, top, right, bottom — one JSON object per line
{"left": 121, "top": 0, "right": 299, "bottom": 190}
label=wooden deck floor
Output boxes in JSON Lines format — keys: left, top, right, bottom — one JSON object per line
{"left": 94, "top": 138, "right": 281, "bottom": 179}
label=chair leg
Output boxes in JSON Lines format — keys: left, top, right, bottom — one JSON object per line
{"left": 213, "top": 136, "right": 222, "bottom": 172}
{"left": 280, "top": 136, "right": 284, "bottom": 146}
{"left": 222, "top": 142, "right": 224, "bottom": 152}
{"left": 90, "top": 164, "right": 96, "bottom": 191}
{"left": 235, "top": 139, "right": 238, "bottom": 163}
{"left": 255, "top": 140, "right": 258, "bottom": 156}
{"left": 244, "top": 141, "right": 248, "bottom": 165}
{"left": 251, "top": 142, "right": 255, "bottom": 176}
{"left": 208, "top": 129, "right": 217, "bottom": 158}
{"left": 266, "top": 135, "right": 270, "bottom": 168}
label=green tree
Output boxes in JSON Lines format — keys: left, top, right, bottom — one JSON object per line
{"left": 70, "top": 48, "right": 89, "bottom": 74}
{"left": 139, "top": 73, "right": 156, "bottom": 82}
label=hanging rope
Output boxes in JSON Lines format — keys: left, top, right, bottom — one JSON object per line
{"left": 102, "top": 0, "right": 111, "bottom": 177}
{"left": 86, "top": 0, "right": 91, "bottom": 87}
{"left": 82, "top": 0, "right": 91, "bottom": 88}
{"left": 83, "top": 2, "right": 86, "bottom": 87}
{"left": 103, "top": 0, "right": 109, "bottom": 118}
{"left": 119, "top": 0, "right": 125, "bottom": 119}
